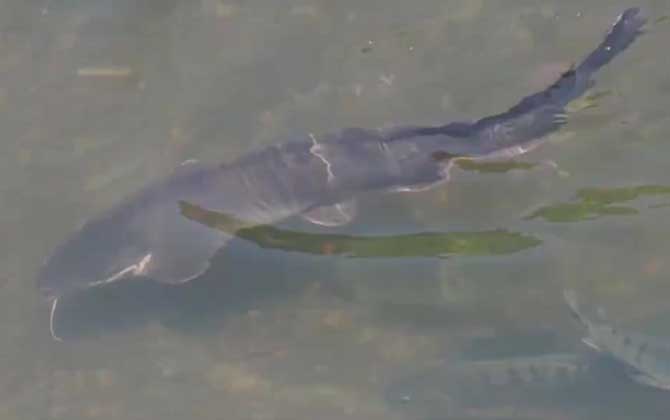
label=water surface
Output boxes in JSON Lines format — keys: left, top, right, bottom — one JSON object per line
{"left": 1, "top": 0, "right": 670, "bottom": 418}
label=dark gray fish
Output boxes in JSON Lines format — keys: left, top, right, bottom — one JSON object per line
{"left": 38, "top": 8, "right": 647, "bottom": 337}
{"left": 565, "top": 289, "right": 670, "bottom": 391}
{"left": 384, "top": 353, "right": 594, "bottom": 417}
{"left": 387, "top": 350, "right": 670, "bottom": 420}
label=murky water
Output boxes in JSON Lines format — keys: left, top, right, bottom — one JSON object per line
{"left": 1, "top": 0, "right": 670, "bottom": 419}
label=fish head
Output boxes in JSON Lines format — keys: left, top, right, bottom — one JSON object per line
{"left": 37, "top": 213, "right": 152, "bottom": 300}
{"left": 583, "top": 323, "right": 623, "bottom": 353}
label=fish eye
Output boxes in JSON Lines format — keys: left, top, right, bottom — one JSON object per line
{"left": 38, "top": 285, "right": 56, "bottom": 300}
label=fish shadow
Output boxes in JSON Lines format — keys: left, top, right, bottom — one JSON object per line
{"left": 51, "top": 239, "right": 345, "bottom": 340}
{"left": 49, "top": 219, "right": 542, "bottom": 341}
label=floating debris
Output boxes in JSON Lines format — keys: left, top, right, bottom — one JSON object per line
{"left": 361, "top": 40, "right": 375, "bottom": 53}
{"left": 289, "top": 4, "right": 319, "bottom": 18}
{"left": 205, "top": 363, "right": 271, "bottom": 394}
{"left": 378, "top": 73, "right": 395, "bottom": 87}
{"left": 76, "top": 66, "right": 133, "bottom": 78}
{"left": 180, "top": 202, "right": 542, "bottom": 258}
{"left": 456, "top": 159, "right": 537, "bottom": 173}
{"left": 526, "top": 185, "right": 670, "bottom": 222}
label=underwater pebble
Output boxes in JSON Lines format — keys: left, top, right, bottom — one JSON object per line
{"left": 206, "top": 363, "right": 271, "bottom": 393}
{"left": 320, "top": 310, "right": 354, "bottom": 330}
{"left": 93, "top": 369, "right": 116, "bottom": 388}
{"left": 202, "top": 0, "right": 238, "bottom": 18}
{"left": 289, "top": 4, "right": 319, "bottom": 18}
{"left": 76, "top": 66, "right": 133, "bottom": 78}
{"left": 446, "top": 0, "right": 483, "bottom": 22}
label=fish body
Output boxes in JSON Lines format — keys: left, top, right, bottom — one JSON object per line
{"left": 451, "top": 353, "right": 590, "bottom": 389}
{"left": 387, "top": 348, "right": 670, "bottom": 419}
{"left": 564, "top": 290, "right": 670, "bottom": 390}
{"left": 37, "top": 127, "right": 461, "bottom": 299}
{"left": 38, "top": 9, "right": 647, "bottom": 302}
{"left": 385, "top": 353, "right": 595, "bottom": 416}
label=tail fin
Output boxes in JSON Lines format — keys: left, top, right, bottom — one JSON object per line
{"left": 578, "top": 8, "right": 647, "bottom": 75}
{"left": 548, "top": 8, "right": 647, "bottom": 108}
{"left": 397, "top": 8, "right": 647, "bottom": 159}
{"left": 454, "top": 8, "right": 648, "bottom": 157}
{"left": 514, "top": 8, "right": 647, "bottom": 113}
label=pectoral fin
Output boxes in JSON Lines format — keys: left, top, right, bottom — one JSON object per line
{"left": 141, "top": 202, "right": 230, "bottom": 285}
{"left": 144, "top": 247, "right": 213, "bottom": 285}
{"left": 301, "top": 200, "right": 357, "bottom": 227}
{"left": 386, "top": 159, "right": 454, "bottom": 194}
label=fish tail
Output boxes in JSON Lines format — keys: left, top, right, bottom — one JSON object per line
{"left": 577, "top": 8, "right": 647, "bottom": 75}
{"left": 447, "top": 8, "right": 648, "bottom": 159}
{"left": 551, "top": 8, "right": 647, "bottom": 107}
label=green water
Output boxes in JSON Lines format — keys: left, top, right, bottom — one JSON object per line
{"left": 1, "top": 0, "right": 670, "bottom": 418}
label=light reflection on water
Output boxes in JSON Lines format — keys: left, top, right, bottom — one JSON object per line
{"left": 1, "top": 0, "right": 670, "bottom": 419}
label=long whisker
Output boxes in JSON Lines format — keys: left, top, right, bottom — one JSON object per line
{"left": 50, "top": 298, "right": 63, "bottom": 342}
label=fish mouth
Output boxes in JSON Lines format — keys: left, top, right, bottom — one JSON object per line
{"left": 37, "top": 271, "right": 67, "bottom": 302}
{"left": 38, "top": 253, "right": 153, "bottom": 301}
{"left": 44, "top": 253, "right": 153, "bottom": 342}
{"left": 38, "top": 284, "right": 58, "bottom": 301}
